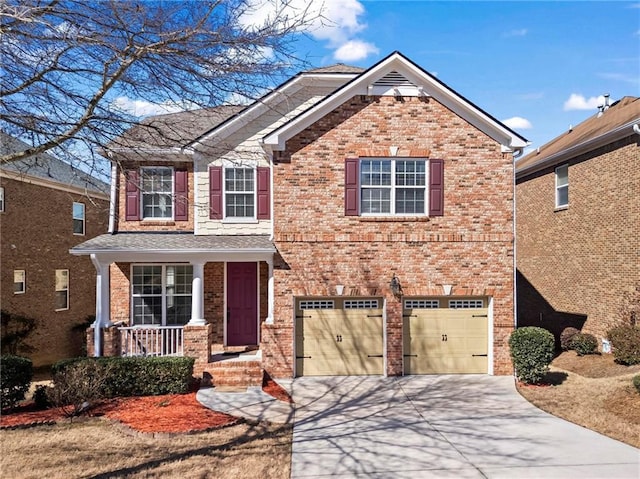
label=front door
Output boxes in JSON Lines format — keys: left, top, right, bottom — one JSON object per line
{"left": 227, "top": 262, "right": 258, "bottom": 346}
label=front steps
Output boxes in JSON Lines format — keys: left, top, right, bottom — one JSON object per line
{"left": 201, "top": 349, "right": 263, "bottom": 388}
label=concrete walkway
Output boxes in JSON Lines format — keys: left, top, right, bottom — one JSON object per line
{"left": 290, "top": 375, "right": 640, "bottom": 478}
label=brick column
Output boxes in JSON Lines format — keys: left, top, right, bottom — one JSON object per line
{"left": 385, "top": 296, "right": 404, "bottom": 376}
{"left": 86, "top": 326, "right": 121, "bottom": 357}
{"left": 184, "top": 323, "right": 212, "bottom": 366}
{"left": 86, "top": 328, "right": 95, "bottom": 357}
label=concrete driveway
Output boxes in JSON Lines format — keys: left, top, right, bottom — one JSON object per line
{"left": 290, "top": 375, "right": 639, "bottom": 478}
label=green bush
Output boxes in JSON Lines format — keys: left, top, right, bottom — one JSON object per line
{"left": 570, "top": 332, "right": 598, "bottom": 356}
{"left": 51, "top": 356, "right": 195, "bottom": 398}
{"left": 560, "top": 327, "right": 580, "bottom": 351}
{"left": 33, "top": 385, "right": 52, "bottom": 410}
{"left": 607, "top": 325, "right": 640, "bottom": 365}
{"left": 509, "top": 327, "right": 555, "bottom": 384}
{"left": 633, "top": 375, "right": 640, "bottom": 394}
{"left": 0, "top": 355, "right": 33, "bottom": 410}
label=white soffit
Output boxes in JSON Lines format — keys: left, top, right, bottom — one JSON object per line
{"left": 263, "top": 52, "right": 528, "bottom": 151}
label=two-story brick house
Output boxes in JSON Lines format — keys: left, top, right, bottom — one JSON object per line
{"left": 72, "top": 52, "right": 527, "bottom": 382}
{"left": 1, "top": 132, "right": 109, "bottom": 367}
{"left": 516, "top": 96, "right": 639, "bottom": 346}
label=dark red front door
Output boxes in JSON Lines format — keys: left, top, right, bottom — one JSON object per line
{"left": 227, "top": 262, "right": 258, "bottom": 346}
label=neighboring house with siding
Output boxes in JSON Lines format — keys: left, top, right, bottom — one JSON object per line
{"left": 72, "top": 52, "right": 528, "bottom": 384}
{"left": 515, "top": 96, "right": 639, "bottom": 346}
{"left": 0, "top": 132, "right": 110, "bottom": 367}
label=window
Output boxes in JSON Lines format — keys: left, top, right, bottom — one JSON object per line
{"left": 225, "top": 167, "right": 255, "bottom": 218}
{"left": 73, "top": 202, "right": 85, "bottom": 235}
{"left": 343, "top": 299, "right": 380, "bottom": 309}
{"left": 299, "top": 300, "right": 335, "bottom": 310}
{"left": 449, "top": 299, "right": 484, "bottom": 309}
{"left": 131, "top": 265, "right": 192, "bottom": 326}
{"left": 405, "top": 299, "right": 440, "bottom": 309}
{"left": 55, "top": 270, "right": 69, "bottom": 311}
{"left": 555, "top": 164, "right": 569, "bottom": 208}
{"left": 360, "top": 159, "right": 426, "bottom": 215}
{"left": 13, "top": 270, "right": 25, "bottom": 294}
{"left": 0, "top": 186, "right": 4, "bottom": 212}
{"left": 141, "top": 167, "right": 173, "bottom": 219}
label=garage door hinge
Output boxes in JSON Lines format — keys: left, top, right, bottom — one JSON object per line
{"left": 367, "top": 314, "right": 383, "bottom": 318}
{"left": 472, "top": 314, "right": 488, "bottom": 318}
{"left": 472, "top": 354, "right": 488, "bottom": 357}
{"left": 296, "top": 356, "right": 312, "bottom": 359}
{"left": 296, "top": 315, "right": 311, "bottom": 319}
{"left": 402, "top": 314, "right": 417, "bottom": 318}
{"left": 403, "top": 354, "right": 418, "bottom": 357}
{"left": 367, "top": 354, "right": 384, "bottom": 358}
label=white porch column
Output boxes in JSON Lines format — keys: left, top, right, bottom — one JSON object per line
{"left": 90, "top": 255, "right": 112, "bottom": 357}
{"left": 188, "top": 261, "right": 206, "bottom": 325}
{"left": 266, "top": 256, "right": 274, "bottom": 324}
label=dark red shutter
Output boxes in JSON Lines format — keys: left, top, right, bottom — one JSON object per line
{"left": 174, "top": 169, "right": 188, "bottom": 221}
{"left": 209, "top": 166, "right": 223, "bottom": 219}
{"left": 345, "top": 158, "right": 359, "bottom": 216}
{"left": 429, "top": 159, "right": 444, "bottom": 216}
{"left": 257, "top": 167, "right": 270, "bottom": 219}
{"left": 125, "top": 169, "right": 139, "bottom": 221}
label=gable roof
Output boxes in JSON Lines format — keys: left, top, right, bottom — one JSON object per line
{"left": 263, "top": 51, "right": 529, "bottom": 151}
{"left": 516, "top": 96, "right": 640, "bottom": 177}
{"left": 0, "top": 131, "right": 109, "bottom": 196}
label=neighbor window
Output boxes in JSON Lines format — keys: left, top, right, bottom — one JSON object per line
{"left": 0, "top": 186, "right": 4, "bottom": 212}
{"left": 14, "top": 270, "right": 25, "bottom": 294}
{"left": 225, "top": 167, "right": 255, "bottom": 218}
{"left": 73, "top": 202, "right": 85, "bottom": 235}
{"left": 360, "top": 159, "right": 426, "bottom": 214}
{"left": 131, "top": 265, "right": 192, "bottom": 326}
{"left": 55, "top": 270, "right": 69, "bottom": 310}
{"left": 141, "top": 167, "right": 173, "bottom": 219}
{"left": 555, "top": 164, "right": 568, "bottom": 208}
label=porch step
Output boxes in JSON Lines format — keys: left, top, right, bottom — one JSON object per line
{"left": 202, "top": 353, "right": 263, "bottom": 388}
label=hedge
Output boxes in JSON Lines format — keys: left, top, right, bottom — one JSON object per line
{"left": 633, "top": 375, "right": 640, "bottom": 394}
{"left": 607, "top": 325, "right": 640, "bottom": 365}
{"left": 560, "top": 327, "right": 580, "bottom": 351}
{"left": 1, "top": 355, "right": 33, "bottom": 410}
{"left": 509, "top": 327, "right": 555, "bottom": 384}
{"left": 570, "top": 332, "right": 598, "bottom": 356}
{"left": 51, "top": 356, "right": 195, "bottom": 397}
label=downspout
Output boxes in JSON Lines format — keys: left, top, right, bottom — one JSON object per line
{"left": 108, "top": 159, "right": 117, "bottom": 233}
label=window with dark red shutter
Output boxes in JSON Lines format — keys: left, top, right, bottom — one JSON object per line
{"left": 125, "top": 170, "right": 140, "bottom": 221}
{"left": 345, "top": 158, "right": 359, "bottom": 216}
{"left": 257, "top": 166, "right": 270, "bottom": 219}
{"left": 209, "top": 166, "right": 223, "bottom": 219}
{"left": 174, "top": 169, "right": 188, "bottom": 221}
{"left": 429, "top": 159, "right": 444, "bottom": 216}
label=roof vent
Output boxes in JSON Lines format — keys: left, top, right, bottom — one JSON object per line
{"left": 597, "top": 93, "right": 611, "bottom": 117}
{"left": 373, "top": 71, "right": 415, "bottom": 87}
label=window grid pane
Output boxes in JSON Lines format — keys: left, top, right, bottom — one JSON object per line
{"left": 132, "top": 265, "right": 192, "bottom": 326}
{"left": 55, "top": 270, "right": 69, "bottom": 310}
{"left": 225, "top": 168, "right": 255, "bottom": 218}
{"left": 141, "top": 168, "right": 173, "bottom": 219}
{"left": 360, "top": 159, "right": 426, "bottom": 215}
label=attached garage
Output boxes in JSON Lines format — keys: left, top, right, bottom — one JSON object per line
{"left": 403, "top": 297, "right": 489, "bottom": 374}
{"left": 295, "top": 298, "right": 384, "bottom": 376}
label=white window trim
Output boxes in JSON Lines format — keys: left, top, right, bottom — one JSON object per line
{"left": 140, "top": 166, "right": 175, "bottom": 221}
{"left": 14, "top": 270, "right": 25, "bottom": 294}
{"left": 223, "top": 165, "right": 257, "bottom": 221}
{"left": 360, "top": 158, "right": 429, "bottom": 216}
{"left": 130, "top": 264, "right": 193, "bottom": 326}
{"left": 55, "top": 269, "right": 69, "bottom": 311}
{"left": 0, "top": 186, "right": 4, "bottom": 212}
{"left": 555, "top": 164, "right": 569, "bottom": 209}
{"left": 73, "top": 202, "right": 85, "bottom": 235}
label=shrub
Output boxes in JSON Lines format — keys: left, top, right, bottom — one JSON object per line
{"left": 33, "top": 385, "right": 52, "bottom": 410}
{"left": 509, "top": 327, "right": 555, "bottom": 384}
{"left": 1, "top": 311, "right": 36, "bottom": 355}
{"left": 560, "top": 327, "right": 580, "bottom": 351}
{"left": 607, "top": 325, "right": 640, "bottom": 365}
{"left": 633, "top": 375, "right": 640, "bottom": 394}
{"left": 51, "top": 356, "right": 195, "bottom": 398}
{"left": 570, "top": 332, "right": 598, "bottom": 356}
{"left": 48, "top": 360, "right": 113, "bottom": 417}
{"left": 0, "top": 355, "right": 33, "bottom": 410}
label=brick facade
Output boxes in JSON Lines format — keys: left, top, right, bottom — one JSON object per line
{"left": 516, "top": 136, "right": 639, "bottom": 344}
{"left": 0, "top": 177, "right": 109, "bottom": 367}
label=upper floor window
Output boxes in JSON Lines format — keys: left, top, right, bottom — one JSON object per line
{"left": 360, "top": 159, "right": 426, "bottom": 215}
{"left": 55, "top": 269, "right": 69, "bottom": 311}
{"left": 14, "top": 270, "right": 25, "bottom": 294}
{"left": 225, "top": 167, "right": 255, "bottom": 218}
{"left": 141, "top": 167, "right": 173, "bottom": 219}
{"left": 0, "top": 186, "right": 4, "bottom": 212}
{"left": 555, "top": 164, "right": 568, "bottom": 208}
{"left": 73, "top": 202, "right": 85, "bottom": 235}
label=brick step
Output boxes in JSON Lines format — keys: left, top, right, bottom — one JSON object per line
{"left": 202, "top": 360, "right": 263, "bottom": 387}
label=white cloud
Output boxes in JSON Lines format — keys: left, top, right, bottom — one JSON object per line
{"left": 111, "top": 97, "right": 196, "bottom": 117}
{"left": 502, "top": 116, "right": 533, "bottom": 130}
{"left": 563, "top": 93, "right": 606, "bottom": 111}
{"left": 503, "top": 28, "right": 528, "bottom": 37}
{"left": 334, "top": 40, "right": 379, "bottom": 62}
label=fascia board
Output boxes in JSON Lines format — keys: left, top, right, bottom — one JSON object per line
{"left": 0, "top": 169, "right": 110, "bottom": 200}
{"left": 516, "top": 120, "right": 639, "bottom": 179}
{"left": 264, "top": 53, "right": 528, "bottom": 150}
{"left": 69, "top": 248, "right": 274, "bottom": 264}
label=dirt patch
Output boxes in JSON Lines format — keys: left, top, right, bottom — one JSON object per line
{"left": 552, "top": 351, "right": 640, "bottom": 378}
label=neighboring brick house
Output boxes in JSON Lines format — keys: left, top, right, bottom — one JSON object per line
{"left": 72, "top": 52, "right": 527, "bottom": 383}
{"left": 515, "top": 96, "right": 639, "bottom": 346}
{"left": 0, "top": 132, "right": 110, "bottom": 367}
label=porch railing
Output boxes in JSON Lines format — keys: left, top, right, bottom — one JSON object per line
{"left": 119, "top": 326, "right": 184, "bottom": 357}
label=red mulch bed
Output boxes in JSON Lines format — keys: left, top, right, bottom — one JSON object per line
{"left": 1, "top": 380, "right": 293, "bottom": 433}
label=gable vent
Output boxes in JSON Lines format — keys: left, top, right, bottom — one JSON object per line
{"left": 373, "top": 71, "right": 415, "bottom": 87}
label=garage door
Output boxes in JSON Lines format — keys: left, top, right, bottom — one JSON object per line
{"left": 295, "top": 298, "right": 384, "bottom": 376}
{"left": 403, "top": 298, "right": 488, "bottom": 374}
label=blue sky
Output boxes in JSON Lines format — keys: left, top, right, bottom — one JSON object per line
{"left": 246, "top": 0, "right": 640, "bottom": 151}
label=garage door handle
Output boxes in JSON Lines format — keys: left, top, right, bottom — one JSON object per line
{"left": 367, "top": 354, "right": 383, "bottom": 358}
{"left": 472, "top": 314, "right": 488, "bottom": 318}
{"left": 472, "top": 354, "right": 488, "bottom": 357}
{"left": 442, "top": 334, "right": 448, "bottom": 341}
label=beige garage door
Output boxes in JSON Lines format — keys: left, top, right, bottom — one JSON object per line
{"left": 403, "top": 298, "right": 488, "bottom": 374}
{"left": 295, "top": 298, "right": 384, "bottom": 376}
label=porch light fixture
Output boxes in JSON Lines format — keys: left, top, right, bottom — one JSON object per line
{"left": 390, "top": 274, "right": 403, "bottom": 299}
{"left": 443, "top": 284, "right": 453, "bottom": 296}
{"left": 336, "top": 284, "right": 344, "bottom": 296}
